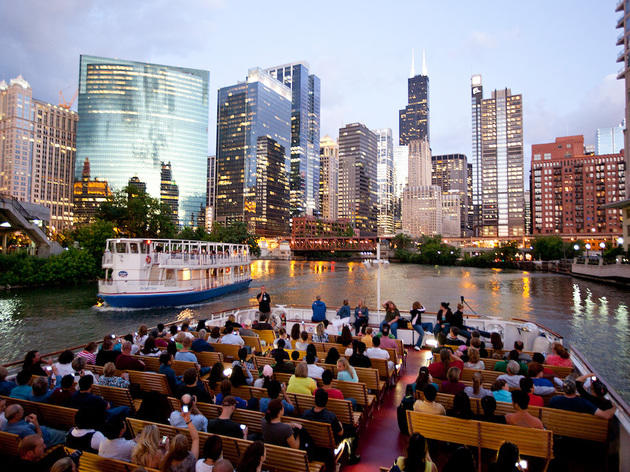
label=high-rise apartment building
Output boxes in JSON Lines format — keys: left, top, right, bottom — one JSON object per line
{"left": 596, "top": 122, "right": 624, "bottom": 155}
{"left": 160, "top": 162, "right": 179, "bottom": 226}
{"left": 531, "top": 135, "right": 625, "bottom": 234}
{"left": 399, "top": 51, "right": 429, "bottom": 145}
{"left": 373, "top": 128, "right": 395, "bottom": 235}
{"left": 215, "top": 68, "right": 291, "bottom": 236}
{"left": 470, "top": 74, "right": 483, "bottom": 235}
{"left": 480, "top": 88, "right": 525, "bottom": 237}
{"left": 0, "top": 76, "right": 77, "bottom": 232}
{"left": 76, "top": 55, "right": 209, "bottom": 227}
{"left": 73, "top": 158, "right": 111, "bottom": 225}
{"left": 432, "top": 154, "right": 469, "bottom": 236}
{"left": 205, "top": 155, "right": 216, "bottom": 230}
{"left": 338, "top": 123, "right": 378, "bottom": 235}
{"left": 616, "top": 1, "right": 630, "bottom": 195}
{"left": 319, "top": 135, "right": 338, "bottom": 221}
{"left": 264, "top": 62, "right": 320, "bottom": 217}
{"left": 467, "top": 163, "right": 473, "bottom": 233}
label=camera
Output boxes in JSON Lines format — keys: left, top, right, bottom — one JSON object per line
{"left": 182, "top": 405, "right": 189, "bottom": 413}
{"left": 69, "top": 449, "right": 82, "bottom": 466}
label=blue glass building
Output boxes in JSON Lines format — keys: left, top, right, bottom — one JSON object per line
{"left": 215, "top": 68, "right": 291, "bottom": 235}
{"left": 76, "top": 55, "right": 209, "bottom": 226}
{"left": 264, "top": 63, "right": 320, "bottom": 217}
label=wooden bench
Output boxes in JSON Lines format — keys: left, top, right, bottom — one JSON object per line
{"left": 133, "top": 355, "right": 198, "bottom": 377}
{"left": 252, "top": 329, "right": 276, "bottom": 347}
{"left": 370, "top": 357, "right": 395, "bottom": 383}
{"left": 287, "top": 392, "right": 360, "bottom": 429}
{"left": 209, "top": 343, "right": 241, "bottom": 361}
{"left": 406, "top": 410, "right": 553, "bottom": 472}
{"left": 461, "top": 368, "right": 503, "bottom": 384}
{"left": 126, "top": 418, "right": 323, "bottom": 472}
{"left": 331, "top": 379, "right": 375, "bottom": 413}
{"left": 1, "top": 395, "right": 77, "bottom": 430}
{"left": 127, "top": 370, "right": 172, "bottom": 395}
{"left": 253, "top": 355, "right": 275, "bottom": 370}
{"left": 65, "top": 447, "right": 160, "bottom": 472}
{"left": 481, "top": 357, "right": 573, "bottom": 378}
{"left": 242, "top": 335, "right": 263, "bottom": 353}
{"left": 196, "top": 351, "right": 225, "bottom": 367}
{"left": 91, "top": 385, "right": 135, "bottom": 412}
{"left": 0, "top": 431, "right": 20, "bottom": 457}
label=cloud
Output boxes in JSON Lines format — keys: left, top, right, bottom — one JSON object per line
{"left": 469, "top": 31, "right": 497, "bottom": 49}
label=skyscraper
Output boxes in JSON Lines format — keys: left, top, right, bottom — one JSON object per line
{"left": 616, "top": 1, "right": 630, "bottom": 195}
{"left": 215, "top": 68, "right": 291, "bottom": 236}
{"left": 432, "top": 153, "right": 469, "bottom": 236}
{"left": 596, "top": 122, "right": 624, "bottom": 155}
{"left": 76, "top": 55, "right": 209, "bottom": 227}
{"left": 205, "top": 155, "right": 216, "bottom": 230}
{"left": 0, "top": 76, "right": 77, "bottom": 232}
{"left": 73, "top": 158, "right": 111, "bottom": 225}
{"left": 338, "top": 123, "right": 378, "bottom": 235}
{"left": 319, "top": 135, "right": 339, "bottom": 221}
{"left": 481, "top": 88, "right": 524, "bottom": 237}
{"left": 373, "top": 128, "right": 395, "bottom": 235}
{"left": 160, "top": 162, "right": 179, "bottom": 226}
{"left": 470, "top": 74, "right": 483, "bottom": 235}
{"left": 399, "top": 51, "right": 429, "bottom": 145}
{"left": 264, "top": 62, "right": 321, "bottom": 217}
{"left": 393, "top": 145, "right": 408, "bottom": 232}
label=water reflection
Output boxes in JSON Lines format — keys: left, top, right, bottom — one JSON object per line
{"left": 0, "top": 262, "right": 629, "bottom": 401}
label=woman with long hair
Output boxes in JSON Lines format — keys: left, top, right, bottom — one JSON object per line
{"left": 353, "top": 299, "right": 369, "bottom": 335}
{"left": 313, "top": 322, "right": 329, "bottom": 343}
{"left": 324, "top": 347, "right": 340, "bottom": 365}
{"left": 229, "top": 364, "right": 248, "bottom": 388}
{"left": 208, "top": 362, "right": 226, "bottom": 391}
{"left": 464, "top": 347, "right": 484, "bottom": 370}
{"left": 447, "top": 391, "right": 473, "bottom": 419}
{"left": 160, "top": 414, "right": 199, "bottom": 471}
{"left": 489, "top": 441, "right": 522, "bottom": 472}
{"left": 305, "top": 344, "right": 324, "bottom": 379}
{"left": 141, "top": 336, "right": 161, "bottom": 356}
{"left": 490, "top": 332, "right": 504, "bottom": 352}
{"left": 262, "top": 399, "right": 300, "bottom": 449}
{"left": 290, "top": 323, "right": 301, "bottom": 345}
{"left": 337, "top": 357, "right": 358, "bottom": 383}
{"left": 339, "top": 325, "right": 353, "bottom": 352}
{"left": 434, "top": 302, "right": 453, "bottom": 336}
{"left": 545, "top": 342, "right": 573, "bottom": 367}
{"left": 391, "top": 432, "right": 437, "bottom": 472}
{"left": 131, "top": 424, "right": 169, "bottom": 468}
{"left": 238, "top": 440, "right": 266, "bottom": 472}
{"left": 464, "top": 371, "right": 491, "bottom": 399}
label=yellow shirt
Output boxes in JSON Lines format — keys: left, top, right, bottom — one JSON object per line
{"left": 286, "top": 375, "right": 317, "bottom": 395}
{"left": 361, "top": 335, "right": 373, "bottom": 348}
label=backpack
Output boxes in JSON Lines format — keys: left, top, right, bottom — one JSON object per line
{"left": 397, "top": 393, "right": 415, "bottom": 434}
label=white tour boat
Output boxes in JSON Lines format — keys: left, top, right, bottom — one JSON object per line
{"left": 98, "top": 238, "right": 252, "bottom": 308}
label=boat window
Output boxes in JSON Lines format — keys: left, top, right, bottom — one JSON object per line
{"left": 106, "top": 241, "right": 112, "bottom": 252}
{"left": 116, "top": 242, "right": 128, "bottom": 253}
{"left": 140, "top": 242, "right": 149, "bottom": 254}
{"left": 129, "top": 243, "right": 139, "bottom": 254}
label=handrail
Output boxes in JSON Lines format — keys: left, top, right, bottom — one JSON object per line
{"left": 511, "top": 318, "right": 563, "bottom": 339}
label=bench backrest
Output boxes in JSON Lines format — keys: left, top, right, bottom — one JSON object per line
{"left": 242, "top": 335, "right": 263, "bottom": 352}
{"left": 253, "top": 355, "right": 275, "bottom": 370}
{"left": 209, "top": 343, "right": 241, "bottom": 361}
{"left": 287, "top": 392, "right": 353, "bottom": 425}
{"left": 369, "top": 358, "right": 391, "bottom": 379}
{"left": 252, "top": 329, "right": 276, "bottom": 347}
{"left": 331, "top": 380, "right": 369, "bottom": 406}
{"left": 353, "top": 366, "right": 382, "bottom": 391}
{"left": 0, "top": 431, "right": 20, "bottom": 457}
{"left": 461, "top": 368, "right": 502, "bottom": 384}
{"left": 127, "top": 371, "right": 171, "bottom": 395}
{"left": 91, "top": 385, "right": 135, "bottom": 411}
{"left": 196, "top": 351, "right": 225, "bottom": 368}
{"left": 0, "top": 395, "right": 77, "bottom": 430}
{"left": 539, "top": 407, "right": 609, "bottom": 442}
{"left": 133, "top": 355, "right": 160, "bottom": 372}
{"left": 65, "top": 447, "right": 160, "bottom": 472}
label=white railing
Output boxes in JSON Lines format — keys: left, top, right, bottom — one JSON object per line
{"left": 99, "top": 273, "right": 251, "bottom": 293}
{"left": 154, "top": 252, "right": 249, "bottom": 268}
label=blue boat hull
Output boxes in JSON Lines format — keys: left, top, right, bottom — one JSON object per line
{"left": 98, "top": 279, "right": 252, "bottom": 308}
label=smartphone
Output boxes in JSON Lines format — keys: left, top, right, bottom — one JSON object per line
{"left": 182, "top": 405, "right": 189, "bottom": 413}
{"left": 591, "top": 376, "right": 597, "bottom": 381}
{"left": 161, "top": 435, "right": 167, "bottom": 446}
{"left": 518, "top": 459, "right": 528, "bottom": 469}
{"left": 110, "top": 334, "right": 116, "bottom": 339}
{"left": 45, "top": 366, "right": 52, "bottom": 372}
{"left": 134, "top": 332, "right": 138, "bottom": 336}
{"left": 240, "top": 424, "right": 246, "bottom": 430}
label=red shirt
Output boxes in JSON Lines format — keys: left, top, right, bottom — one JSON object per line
{"left": 528, "top": 392, "right": 544, "bottom": 407}
{"left": 428, "top": 359, "right": 464, "bottom": 380}
{"left": 321, "top": 387, "right": 344, "bottom": 400}
{"left": 115, "top": 353, "right": 145, "bottom": 371}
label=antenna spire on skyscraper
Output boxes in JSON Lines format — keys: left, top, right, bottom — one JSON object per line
{"left": 410, "top": 48, "right": 415, "bottom": 78}
{"left": 421, "top": 49, "right": 428, "bottom": 76}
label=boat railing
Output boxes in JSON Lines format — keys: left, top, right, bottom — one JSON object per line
{"left": 99, "top": 273, "right": 252, "bottom": 291}
{"left": 154, "top": 252, "right": 249, "bottom": 268}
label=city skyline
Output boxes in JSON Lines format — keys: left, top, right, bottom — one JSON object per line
{"left": 0, "top": 1, "right": 623, "bottom": 171}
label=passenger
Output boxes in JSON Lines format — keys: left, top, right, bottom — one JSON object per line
{"left": 361, "top": 326, "right": 374, "bottom": 348}
{"left": 0, "top": 366, "right": 16, "bottom": 396}
{"left": 519, "top": 377, "right": 543, "bottom": 407}
{"left": 320, "top": 369, "right": 345, "bottom": 399}
{"left": 237, "top": 347, "right": 256, "bottom": 373}
{"left": 434, "top": 302, "right": 453, "bottom": 336}
{"left": 476, "top": 395, "right": 506, "bottom": 424}
{"left": 305, "top": 344, "right": 324, "bottom": 379}
{"left": 349, "top": 341, "right": 372, "bottom": 368}
{"left": 207, "top": 396, "right": 246, "bottom": 439}
{"left": 443, "top": 446, "right": 476, "bottom": 472}
{"left": 336, "top": 357, "right": 359, "bottom": 383}
{"left": 238, "top": 441, "right": 266, "bottom": 472}
{"left": 170, "top": 394, "right": 207, "bottom": 432}
{"left": 353, "top": 299, "right": 369, "bottom": 335}
{"left": 140, "top": 336, "right": 161, "bottom": 357}
{"left": 527, "top": 362, "right": 555, "bottom": 391}
{"left": 214, "top": 379, "right": 246, "bottom": 409}
{"left": 468, "top": 333, "right": 488, "bottom": 358}
{"left": 131, "top": 424, "right": 168, "bottom": 468}
{"left": 10, "top": 370, "right": 36, "bottom": 400}
{"left": 72, "top": 356, "right": 96, "bottom": 383}
{"left": 287, "top": 362, "right": 317, "bottom": 395}
{"left": 490, "top": 332, "right": 504, "bottom": 352}
{"left": 13, "top": 433, "right": 66, "bottom": 471}
{"left": 239, "top": 319, "right": 257, "bottom": 338}
{"left": 488, "top": 441, "right": 522, "bottom": 472}
{"left": 340, "top": 325, "right": 354, "bottom": 355}
{"left": 312, "top": 322, "right": 329, "bottom": 343}
{"left": 493, "top": 351, "right": 527, "bottom": 375}
{"left": 324, "top": 347, "right": 340, "bottom": 366}
{"left": 497, "top": 360, "right": 525, "bottom": 389}
{"left": 71, "top": 375, "right": 131, "bottom": 422}
{"left": 22, "top": 350, "right": 49, "bottom": 377}
{"left": 366, "top": 335, "right": 395, "bottom": 370}
{"left": 252, "top": 313, "right": 273, "bottom": 331}
{"left": 575, "top": 373, "right": 613, "bottom": 411}
{"left": 208, "top": 327, "right": 222, "bottom": 344}
{"left": 270, "top": 338, "right": 290, "bottom": 362}
{"left": 444, "top": 326, "right": 466, "bottom": 347}
{"left": 224, "top": 315, "right": 242, "bottom": 333}
{"left": 98, "top": 362, "right": 130, "bottom": 389}
{"left": 229, "top": 364, "right": 252, "bottom": 388}
{"left": 176, "top": 368, "right": 213, "bottom": 404}
{"left": 159, "top": 353, "right": 182, "bottom": 394}
{"left": 337, "top": 299, "right": 351, "bottom": 319}
{"left": 290, "top": 323, "right": 301, "bottom": 347}
{"left": 531, "top": 353, "right": 555, "bottom": 377}
{"left": 428, "top": 349, "right": 464, "bottom": 380}
{"left": 413, "top": 385, "right": 445, "bottom": 415}
{"left": 28, "top": 376, "right": 54, "bottom": 403}
{"left": 545, "top": 343, "right": 573, "bottom": 368}
{"left": 258, "top": 380, "right": 295, "bottom": 415}
{"left": 196, "top": 435, "right": 223, "bottom": 472}
{"left": 77, "top": 342, "right": 98, "bottom": 365}
{"left": 180, "top": 321, "right": 195, "bottom": 340}
{"left": 135, "top": 391, "right": 171, "bottom": 425}
{"left": 464, "top": 371, "right": 492, "bottom": 399}
{"left": 377, "top": 323, "right": 398, "bottom": 350}
{"left": 549, "top": 379, "right": 616, "bottom": 419}
{"left": 513, "top": 340, "right": 531, "bottom": 362}
{"left": 114, "top": 341, "right": 145, "bottom": 371}
{"left": 253, "top": 364, "right": 274, "bottom": 389}
{"left": 491, "top": 379, "right": 512, "bottom": 404}
{"left": 98, "top": 415, "right": 136, "bottom": 461}
{"left": 160, "top": 418, "right": 200, "bottom": 472}
{"left": 294, "top": 331, "right": 310, "bottom": 351}
{"left": 273, "top": 328, "right": 292, "bottom": 350}
{"left": 53, "top": 350, "right": 75, "bottom": 379}
{"left": 256, "top": 286, "right": 271, "bottom": 317}
{"left": 412, "top": 366, "right": 439, "bottom": 394}
{"left": 49, "top": 374, "right": 77, "bottom": 407}
{"left": 446, "top": 391, "right": 474, "bottom": 420}
{"left": 311, "top": 295, "right": 327, "bottom": 323}
{"left": 380, "top": 300, "right": 401, "bottom": 338}
{"left": 390, "top": 432, "right": 437, "bottom": 472}
{"left": 410, "top": 301, "right": 433, "bottom": 351}
{"left": 505, "top": 390, "right": 544, "bottom": 429}
{"left": 219, "top": 325, "right": 244, "bottom": 346}
{"left": 464, "top": 347, "right": 485, "bottom": 370}
{"left": 261, "top": 398, "right": 302, "bottom": 448}
{"left": 441, "top": 367, "right": 466, "bottom": 395}
{"left": 96, "top": 337, "right": 120, "bottom": 366}
{"left": 65, "top": 407, "right": 106, "bottom": 452}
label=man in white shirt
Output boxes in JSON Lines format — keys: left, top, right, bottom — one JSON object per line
{"left": 365, "top": 336, "right": 394, "bottom": 370}
{"left": 220, "top": 326, "right": 245, "bottom": 346}
{"left": 98, "top": 416, "right": 136, "bottom": 461}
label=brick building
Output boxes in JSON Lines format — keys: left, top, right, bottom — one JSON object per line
{"left": 291, "top": 216, "right": 353, "bottom": 238}
{"left": 531, "top": 136, "right": 626, "bottom": 234}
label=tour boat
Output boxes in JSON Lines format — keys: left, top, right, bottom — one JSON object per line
{"left": 97, "top": 238, "right": 252, "bottom": 308}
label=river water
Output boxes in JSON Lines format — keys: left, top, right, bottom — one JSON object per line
{"left": 0, "top": 261, "right": 628, "bottom": 401}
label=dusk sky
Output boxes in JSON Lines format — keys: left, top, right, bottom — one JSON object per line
{"left": 0, "top": 1, "right": 623, "bottom": 169}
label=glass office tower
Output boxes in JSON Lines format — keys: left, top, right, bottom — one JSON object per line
{"left": 215, "top": 68, "right": 291, "bottom": 236}
{"left": 264, "top": 62, "right": 321, "bottom": 217}
{"left": 76, "top": 55, "right": 209, "bottom": 226}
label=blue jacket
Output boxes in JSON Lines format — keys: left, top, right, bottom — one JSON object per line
{"left": 312, "top": 300, "right": 327, "bottom": 322}
{"left": 337, "top": 305, "right": 351, "bottom": 319}
{"left": 191, "top": 338, "right": 214, "bottom": 352}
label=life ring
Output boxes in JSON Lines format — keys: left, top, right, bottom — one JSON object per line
{"left": 226, "top": 267, "right": 231, "bottom": 273}
{"left": 146, "top": 256, "right": 152, "bottom": 264}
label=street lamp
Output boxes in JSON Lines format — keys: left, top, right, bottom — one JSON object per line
{"left": 617, "top": 237, "right": 624, "bottom": 246}
{"left": 585, "top": 243, "right": 591, "bottom": 258}
{"left": 573, "top": 244, "right": 580, "bottom": 251}
{"left": 599, "top": 242, "right": 606, "bottom": 250}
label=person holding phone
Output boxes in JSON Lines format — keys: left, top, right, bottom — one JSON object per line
{"left": 256, "top": 286, "right": 271, "bottom": 316}
{"left": 207, "top": 396, "right": 248, "bottom": 439}
{"left": 169, "top": 394, "right": 207, "bottom": 432}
